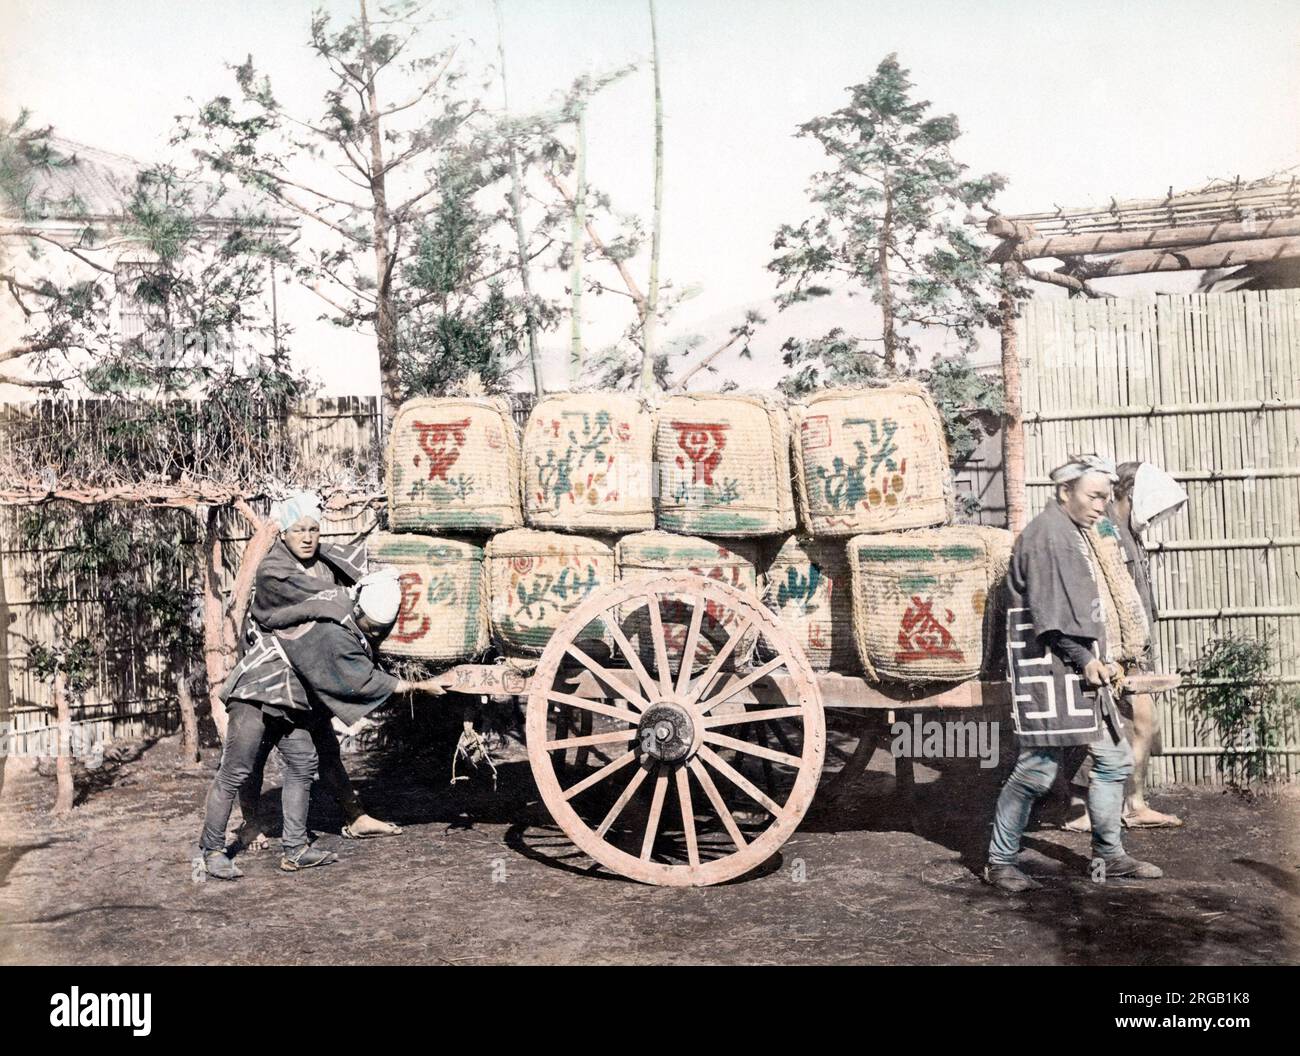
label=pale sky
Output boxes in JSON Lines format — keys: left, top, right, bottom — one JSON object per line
{"left": 2, "top": 0, "right": 1297, "bottom": 394}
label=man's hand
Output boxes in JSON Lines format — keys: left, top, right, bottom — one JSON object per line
{"left": 1083, "top": 659, "right": 1110, "bottom": 687}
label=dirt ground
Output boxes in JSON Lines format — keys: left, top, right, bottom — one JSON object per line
{"left": 1, "top": 718, "right": 1297, "bottom": 966}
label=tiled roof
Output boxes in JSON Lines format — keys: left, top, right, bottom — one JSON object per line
{"left": 4, "top": 136, "right": 296, "bottom": 227}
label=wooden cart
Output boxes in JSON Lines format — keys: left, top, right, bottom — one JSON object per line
{"left": 441, "top": 572, "right": 1175, "bottom": 887}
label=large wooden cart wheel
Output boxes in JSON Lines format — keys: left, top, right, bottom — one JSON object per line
{"left": 526, "top": 572, "right": 825, "bottom": 887}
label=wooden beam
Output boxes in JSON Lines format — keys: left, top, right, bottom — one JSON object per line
{"left": 986, "top": 215, "right": 1038, "bottom": 240}
{"left": 1079, "top": 235, "right": 1300, "bottom": 277}
{"left": 1009, "top": 216, "right": 1300, "bottom": 261}
{"left": 1022, "top": 266, "right": 1108, "bottom": 298}
{"left": 1007, "top": 181, "right": 1296, "bottom": 224}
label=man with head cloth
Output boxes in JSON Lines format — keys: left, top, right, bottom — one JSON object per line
{"left": 984, "top": 454, "right": 1164, "bottom": 893}
{"left": 197, "top": 493, "right": 446, "bottom": 880}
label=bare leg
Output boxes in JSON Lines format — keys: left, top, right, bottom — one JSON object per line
{"left": 1124, "top": 693, "right": 1182, "bottom": 827}
{"left": 311, "top": 712, "right": 402, "bottom": 838}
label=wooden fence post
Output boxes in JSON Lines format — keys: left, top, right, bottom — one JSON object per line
{"left": 1001, "top": 261, "right": 1027, "bottom": 534}
{"left": 200, "top": 506, "right": 230, "bottom": 741}
{"left": 52, "top": 667, "right": 74, "bottom": 814}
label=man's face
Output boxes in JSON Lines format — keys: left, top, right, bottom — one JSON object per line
{"left": 1059, "top": 472, "right": 1113, "bottom": 528}
{"left": 355, "top": 610, "right": 394, "bottom": 641}
{"left": 282, "top": 517, "right": 321, "bottom": 561}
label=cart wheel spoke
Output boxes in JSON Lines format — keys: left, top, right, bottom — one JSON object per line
{"left": 607, "top": 615, "right": 660, "bottom": 703}
{"left": 562, "top": 749, "right": 636, "bottom": 801}
{"left": 565, "top": 644, "right": 651, "bottom": 711}
{"left": 688, "top": 757, "right": 748, "bottom": 850}
{"left": 704, "top": 730, "right": 802, "bottom": 769}
{"left": 675, "top": 766, "right": 700, "bottom": 867}
{"left": 698, "top": 655, "right": 788, "bottom": 716}
{"left": 595, "top": 759, "right": 655, "bottom": 838}
{"left": 544, "top": 729, "right": 639, "bottom": 751}
{"left": 546, "top": 690, "right": 639, "bottom": 726}
{"left": 644, "top": 594, "right": 675, "bottom": 695}
{"left": 675, "top": 597, "right": 706, "bottom": 695}
{"left": 683, "top": 616, "right": 752, "bottom": 705}
{"left": 697, "top": 745, "right": 782, "bottom": 816}
{"left": 640, "top": 769, "right": 670, "bottom": 861}
{"left": 702, "top": 705, "right": 805, "bottom": 728}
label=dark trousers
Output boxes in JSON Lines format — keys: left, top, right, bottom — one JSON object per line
{"left": 239, "top": 708, "right": 364, "bottom": 829}
{"left": 199, "top": 700, "right": 317, "bottom": 853}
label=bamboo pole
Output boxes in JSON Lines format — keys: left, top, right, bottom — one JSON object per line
{"left": 1021, "top": 266, "right": 1108, "bottom": 297}
{"left": 1147, "top": 536, "right": 1300, "bottom": 551}
{"left": 1004, "top": 216, "right": 1300, "bottom": 261}
{"left": 0, "top": 520, "right": 10, "bottom": 804}
{"left": 640, "top": 0, "right": 664, "bottom": 394}
{"left": 1025, "top": 397, "right": 1300, "bottom": 422}
{"left": 1006, "top": 182, "right": 1298, "bottom": 224}
{"left": 1001, "top": 263, "right": 1027, "bottom": 532}
{"left": 569, "top": 97, "right": 587, "bottom": 387}
{"left": 493, "top": 0, "right": 545, "bottom": 397}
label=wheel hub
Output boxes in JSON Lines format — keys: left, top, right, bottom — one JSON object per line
{"left": 637, "top": 701, "right": 696, "bottom": 763}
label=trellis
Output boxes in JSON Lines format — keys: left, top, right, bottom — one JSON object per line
{"left": 0, "top": 396, "right": 385, "bottom": 767}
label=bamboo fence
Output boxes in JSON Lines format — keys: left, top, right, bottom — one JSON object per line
{"left": 0, "top": 396, "right": 384, "bottom": 755}
{"left": 1020, "top": 289, "right": 1300, "bottom": 785}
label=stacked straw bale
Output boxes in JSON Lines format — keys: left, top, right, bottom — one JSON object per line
{"left": 522, "top": 393, "right": 654, "bottom": 532}
{"left": 616, "top": 531, "right": 761, "bottom": 673}
{"left": 654, "top": 393, "right": 795, "bottom": 537}
{"left": 760, "top": 535, "right": 856, "bottom": 672}
{"left": 791, "top": 383, "right": 950, "bottom": 537}
{"left": 847, "top": 526, "right": 1012, "bottom": 683}
{"left": 387, "top": 397, "right": 522, "bottom": 532}
{"left": 368, "top": 532, "right": 489, "bottom": 661}
{"left": 485, "top": 529, "right": 615, "bottom": 656}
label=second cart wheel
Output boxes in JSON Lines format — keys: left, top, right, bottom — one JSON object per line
{"left": 526, "top": 572, "right": 824, "bottom": 887}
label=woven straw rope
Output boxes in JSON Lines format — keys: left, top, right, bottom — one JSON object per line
{"left": 1084, "top": 523, "right": 1151, "bottom": 663}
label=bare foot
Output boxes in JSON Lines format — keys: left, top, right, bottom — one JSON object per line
{"left": 235, "top": 822, "right": 271, "bottom": 851}
{"left": 342, "top": 814, "right": 403, "bottom": 839}
{"left": 1123, "top": 806, "right": 1184, "bottom": 829}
